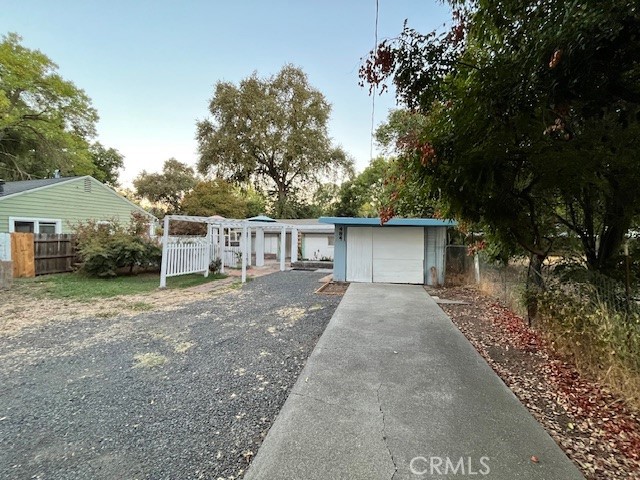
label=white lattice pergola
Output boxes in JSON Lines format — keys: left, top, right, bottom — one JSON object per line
{"left": 159, "top": 215, "right": 294, "bottom": 288}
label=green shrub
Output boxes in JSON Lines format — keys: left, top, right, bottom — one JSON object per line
{"left": 74, "top": 215, "right": 160, "bottom": 277}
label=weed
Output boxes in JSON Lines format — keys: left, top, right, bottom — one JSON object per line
{"left": 133, "top": 352, "right": 167, "bottom": 368}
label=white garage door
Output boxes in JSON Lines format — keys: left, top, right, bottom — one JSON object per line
{"left": 372, "top": 227, "right": 424, "bottom": 283}
{"left": 346, "top": 227, "right": 424, "bottom": 284}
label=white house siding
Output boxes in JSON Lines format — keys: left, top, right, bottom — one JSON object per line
{"left": 301, "top": 233, "right": 334, "bottom": 260}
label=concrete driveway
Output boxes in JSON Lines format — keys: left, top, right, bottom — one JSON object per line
{"left": 244, "top": 283, "right": 584, "bottom": 479}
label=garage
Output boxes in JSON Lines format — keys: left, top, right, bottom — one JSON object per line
{"left": 319, "top": 217, "right": 456, "bottom": 286}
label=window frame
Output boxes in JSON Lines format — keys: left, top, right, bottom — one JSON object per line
{"left": 8, "top": 217, "right": 62, "bottom": 234}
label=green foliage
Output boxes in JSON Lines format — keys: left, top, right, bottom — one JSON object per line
{"left": 362, "top": 1, "right": 640, "bottom": 272}
{"left": 335, "top": 157, "right": 388, "bottom": 217}
{"left": 0, "top": 33, "right": 99, "bottom": 180}
{"left": 89, "top": 142, "right": 124, "bottom": 187}
{"left": 209, "top": 258, "right": 222, "bottom": 275}
{"left": 133, "top": 158, "right": 197, "bottom": 213}
{"left": 196, "top": 64, "right": 353, "bottom": 216}
{"left": 74, "top": 214, "right": 161, "bottom": 277}
{"left": 180, "top": 179, "right": 248, "bottom": 217}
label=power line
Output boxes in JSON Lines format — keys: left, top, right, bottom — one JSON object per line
{"left": 370, "top": 0, "right": 379, "bottom": 162}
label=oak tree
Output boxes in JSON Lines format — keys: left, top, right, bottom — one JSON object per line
{"left": 196, "top": 65, "right": 353, "bottom": 216}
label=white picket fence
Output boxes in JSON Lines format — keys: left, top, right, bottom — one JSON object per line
{"left": 164, "top": 237, "right": 210, "bottom": 277}
{"left": 164, "top": 237, "right": 247, "bottom": 279}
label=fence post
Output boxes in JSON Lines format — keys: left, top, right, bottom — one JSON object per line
{"left": 474, "top": 253, "right": 480, "bottom": 284}
{"left": 159, "top": 216, "right": 170, "bottom": 288}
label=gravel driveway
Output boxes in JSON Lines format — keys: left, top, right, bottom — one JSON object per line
{"left": 0, "top": 271, "right": 341, "bottom": 479}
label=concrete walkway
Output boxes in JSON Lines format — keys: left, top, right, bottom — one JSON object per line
{"left": 244, "top": 284, "right": 584, "bottom": 480}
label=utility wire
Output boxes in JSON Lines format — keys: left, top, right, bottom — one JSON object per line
{"left": 370, "top": 0, "right": 379, "bottom": 162}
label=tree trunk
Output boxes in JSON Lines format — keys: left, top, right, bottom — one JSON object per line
{"left": 526, "top": 253, "right": 545, "bottom": 326}
{"left": 275, "top": 185, "right": 287, "bottom": 217}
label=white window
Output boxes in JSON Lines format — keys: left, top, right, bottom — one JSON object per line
{"left": 9, "top": 217, "right": 62, "bottom": 234}
{"left": 226, "top": 230, "right": 241, "bottom": 247}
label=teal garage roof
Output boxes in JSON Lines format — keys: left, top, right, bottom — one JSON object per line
{"left": 318, "top": 217, "right": 457, "bottom": 227}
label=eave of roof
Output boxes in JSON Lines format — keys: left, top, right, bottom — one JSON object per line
{"left": 318, "top": 217, "right": 457, "bottom": 227}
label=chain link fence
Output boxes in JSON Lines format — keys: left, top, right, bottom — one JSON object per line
{"left": 446, "top": 247, "right": 640, "bottom": 320}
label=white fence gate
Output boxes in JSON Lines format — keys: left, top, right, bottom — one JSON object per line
{"left": 163, "top": 237, "right": 210, "bottom": 278}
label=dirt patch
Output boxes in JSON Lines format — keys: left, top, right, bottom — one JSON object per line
{"left": 0, "top": 279, "right": 238, "bottom": 337}
{"left": 316, "top": 282, "right": 349, "bottom": 296}
{"left": 438, "top": 285, "right": 640, "bottom": 479}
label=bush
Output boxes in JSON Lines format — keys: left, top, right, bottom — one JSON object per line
{"left": 74, "top": 214, "right": 161, "bottom": 277}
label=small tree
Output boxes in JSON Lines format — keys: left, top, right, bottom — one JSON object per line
{"left": 133, "top": 158, "right": 197, "bottom": 213}
{"left": 180, "top": 179, "right": 248, "bottom": 218}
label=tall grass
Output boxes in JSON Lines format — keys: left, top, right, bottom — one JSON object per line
{"left": 537, "top": 285, "right": 640, "bottom": 408}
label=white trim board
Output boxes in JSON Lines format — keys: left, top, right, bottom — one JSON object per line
{"left": 9, "top": 216, "right": 63, "bottom": 234}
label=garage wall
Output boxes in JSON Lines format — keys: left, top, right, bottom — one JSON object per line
{"left": 333, "top": 225, "right": 347, "bottom": 281}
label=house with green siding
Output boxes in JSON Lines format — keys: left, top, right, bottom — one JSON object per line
{"left": 0, "top": 176, "right": 157, "bottom": 234}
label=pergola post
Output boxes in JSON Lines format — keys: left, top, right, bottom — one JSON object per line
{"left": 256, "top": 228, "right": 264, "bottom": 267}
{"left": 241, "top": 224, "right": 247, "bottom": 283}
{"left": 218, "top": 225, "right": 225, "bottom": 273}
{"left": 291, "top": 228, "right": 299, "bottom": 263}
{"left": 280, "top": 225, "right": 286, "bottom": 271}
{"left": 159, "top": 215, "right": 170, "bottom": 288}
{"left": 247, "top": 227, "right": 252, "bottom": 266}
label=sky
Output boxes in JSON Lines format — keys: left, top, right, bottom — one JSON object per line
{"left": 2, "top": 1, "right": 451, "bottom": 186}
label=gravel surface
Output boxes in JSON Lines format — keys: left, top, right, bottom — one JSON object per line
{"left": 0, "top": 271, "right": 341, "bottom": 480}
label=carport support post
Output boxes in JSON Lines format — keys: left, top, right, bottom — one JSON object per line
{"left": 256, "top": 228, "right": 264, "bottom": 267}
{"left": 279, "top": 225, "right": 286, "bottom": 271}
{"left": 241, "top": 224, "right": 247, "bottom": 283}
{"left": 159, "top": 215, "right": 170, "bottom": 288}
{"left": 291, "top": 228, "right": 298, "bottom": 263}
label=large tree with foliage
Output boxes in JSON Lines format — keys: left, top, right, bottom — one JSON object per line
{"left": 133, "top": 158, "right": 197, "bottom": 213}
{"left": 196, "top": 65, "right": 353, "bottom": 216}
{"left": 89, "top": 142, "right": 124, "bottom": 187}
{"left": 0, "top": 33, "right": 99, "bottom": 180}
{"left": 361, "top": 0, "right": 640, "bottom": 275}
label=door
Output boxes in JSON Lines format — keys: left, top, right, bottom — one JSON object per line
{"left": 372, "top": 227, "right": 424, "bottom": 284}
{"left": 346, "top": 227, "right": 372, "bottom": 282}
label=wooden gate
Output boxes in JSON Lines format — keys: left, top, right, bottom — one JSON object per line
{"left": 34, "top": 234, "right": 77, "bottom": 275}
{"left": 11, "top": 233, "right": 35, "bottom": 278}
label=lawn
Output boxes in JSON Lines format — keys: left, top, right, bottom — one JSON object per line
{"left": 16, "top": 272, "right": 228, "bottom": 301}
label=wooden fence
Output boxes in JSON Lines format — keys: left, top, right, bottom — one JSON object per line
{"left": 34, "top": 234, "right": 77, "bottom": 275}
{"left": 11, "top": 233, "right": 35, "bottom": 278}
{"left": 9, "top": 233, "right": 77, "bottom": 277}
